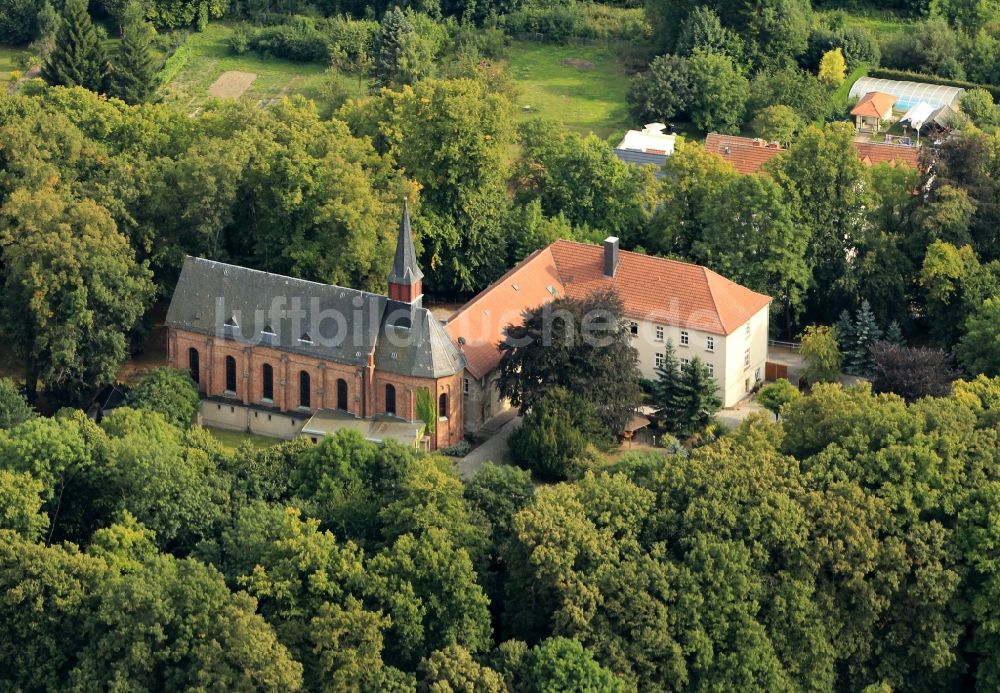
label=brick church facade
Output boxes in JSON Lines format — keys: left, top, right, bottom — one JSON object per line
{"left": 165, "top": 202, "right": 465, "bottom": 450}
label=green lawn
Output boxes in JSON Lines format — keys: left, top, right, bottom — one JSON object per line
{"left": 158, "top": 23, "right": 363, "bottom": 113}
{"left": 206, "top": 426, "right": 281, "bottom": 451}
{"left": 815, "top": 9, "right": 912, "bottom": 36}
{"left": 506, "top": 39, "right": 633, "bottom": 140}
{"left": 0, "top": 43, "right": 31, "bottom": 83}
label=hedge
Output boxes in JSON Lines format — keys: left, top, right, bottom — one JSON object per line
{"left": 867, "top": 67, "right": 1000, "bottom": 102}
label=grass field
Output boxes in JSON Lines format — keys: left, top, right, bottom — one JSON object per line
{"left": 0, "top": 44, "right": 31, "bottom": 84}
{"left": 506, "top": 39, "right": 633, "bottom": 140}
{"left": 206, "top": 426, "right": 281, "bottom": 450}
{"left": 815, "top": 9, "right": 912, "bottom": 35}
{"left": 158, "top": 23, "right": 364, "bottom": 113}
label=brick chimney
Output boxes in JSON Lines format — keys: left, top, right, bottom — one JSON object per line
{"left": 604, "top": 237, "right": 620, "bottom": 278}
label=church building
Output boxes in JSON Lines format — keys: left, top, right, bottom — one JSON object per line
{"left": 165, "top": 203, "right": 466, "bottom": 450}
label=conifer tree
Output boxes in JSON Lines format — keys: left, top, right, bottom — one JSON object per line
{"left": 109, "top": 11, "right": 155, "bottom": 104}
{"left": 847, "top": 300, "right": 882, "bottom": 375}
{"left": 372, "top": 7, "right": 412, "bottom": 88}
{"left": 885, "top": 321, "right": 906, "bottom": 347}
{"left": 676, "top": 357, "right": 721, "bottom": 436}
{"left": 42, "top": 0, "right": 108, "bottom": 93}
{"left": 834, "top": 309, "right": 855, "bottom": 357}
{"left": 651, "top": 340, "right": 685, "bottom": 423}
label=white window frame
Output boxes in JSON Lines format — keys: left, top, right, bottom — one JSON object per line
{"left": 655, "top": 325, "right": 664, "bottom": 342}
{"left": 744, "top": 348, "right": 751, "bottom": 368}
{"left": 706, "top": 336, "right": 714, "bottom": 352}
{"left": 655, "top": 352, "right": 665, "bottom": 368}
{"left": 680, "top": 330, "right": 689, "bottom": 347}
{"left": 708, "top": 363, "right": 715, "bottom": 377}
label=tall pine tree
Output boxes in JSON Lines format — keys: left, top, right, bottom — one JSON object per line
{"left": 109, "top": 12, "right": 155, "bottom": 104}
{"left": 371, "top": 7, "right": 412, "bottom": 88}
{"left": 676, "top": 357, "right": 721, "bottom": 437}
{"left": 651, "top": 340, "right": 685, "bottom": 423}
{"left": 42, "top": 0, "right": 108, "bottom": 93}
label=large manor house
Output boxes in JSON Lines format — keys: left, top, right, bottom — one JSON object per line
{"left": 166, "top": 204, "right": 771, "bottom": 448}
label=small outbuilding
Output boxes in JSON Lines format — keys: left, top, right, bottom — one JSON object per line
{"left": 851, "top": 91, "right": 898, "bottom": 133}
{"left": 613, "top": 123, "right": 676, "bottom": 178}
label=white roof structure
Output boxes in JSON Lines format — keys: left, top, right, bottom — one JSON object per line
{"left": 900, "top": 102, "right": 935, "bottom": 130}
{"left": 617, "top": 123, "right": 676, "bottom": 155}
{"left": 849, "top": 77, "right": 964, "bottom": 110}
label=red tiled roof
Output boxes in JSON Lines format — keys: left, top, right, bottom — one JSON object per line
{"left": 851, "top": 91, "right": 897, "bottom": 119}
{"left": 855, "top": 141, "right": 921, "bottom": 169}
{"left": 446, "top": 239, "right": 771, "bottom": 378}
{"left": 705, "top": 133, "right": 921, "bottom": 173}
{"left": 704, "top": 133, "right": 783, "bottom": 174}
{"left": 444, "top": 247, "right": 564, "bottom": 378}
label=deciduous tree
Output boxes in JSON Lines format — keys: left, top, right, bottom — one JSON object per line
{"left": 125, "top": 367, "right": 199, "bottom": 429}
{"left": 0, "top": 188, "right": 154, "bottom": 405}
{"left": 498, "top": 290, "right": 642, "bottom": 435}
{"left": 871, "top": 342, "right": 958, "bottom": 401}
{"left": 0, "top": 378, "right": 34, "bottom": 429}
{"left": 799, "top": 325, "right": 842, "bottom": 385}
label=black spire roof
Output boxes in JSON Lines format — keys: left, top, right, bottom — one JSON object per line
{"left": 388, "top": 199, "right": 424, "bottom": 285}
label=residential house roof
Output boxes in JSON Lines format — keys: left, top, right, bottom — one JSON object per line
{"left": 855, "top": 141, "right": 921, "bottom": 168}
{"left": 444, "top": 247, "right": 564, "bottom": 379}
{"left": 445, "top": 239, "right": 771, "bottom": 379}
{"left": 166, "top": 257, "right": 464, "bottom": 379}
{"left": 851, "top": 91, "right": 897, "bottom": 119}
{"left": 705, "top": 133, "right": 921, "bottom": 173}
{"left": 704, "top": 133, "right": 784, "bottom": 174}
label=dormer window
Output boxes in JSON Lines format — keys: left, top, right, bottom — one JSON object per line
{"left": 390, "top": 352, "right": 397, "bottom": 360}
{"left": 299, "top": 332, "right": 312, "bottom": 344}
{"left": 262, "top": 324, "right": 276, "bottom": 336}
{"left": 224, "top": 315, "right": 238, "bottom": 328}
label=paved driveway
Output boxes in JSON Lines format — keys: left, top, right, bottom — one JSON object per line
{"left": 455, "top": 415, "right": 521, "bottom": 480}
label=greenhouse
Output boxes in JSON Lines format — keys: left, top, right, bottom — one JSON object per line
{"left": 849, "top": 77, "right": 965, "bottom": 111}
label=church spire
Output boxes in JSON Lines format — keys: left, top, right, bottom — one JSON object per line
{"left": 388, "top": 199, "right": 423, "bottom": 304}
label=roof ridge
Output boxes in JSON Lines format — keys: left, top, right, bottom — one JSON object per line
{"left": 184, "top": 255, "right": 380, "bottom": 302}
{"left": 702, "top": 266, "right": 723, "bottom": 330}
{"left": 553, "top": 238, "right": 730, "bottom": 274}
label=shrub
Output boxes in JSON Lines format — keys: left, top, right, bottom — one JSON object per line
{"left": 871, "top": 342, "right": 957, "bottom": 401}
{"left": 757, "top": 378, "right": 800, "bottom": 419}
{"left": 249, "top": 16, "right": 330, "bottom": 63}
{"left": 440, "top": 439, "right": 471, "bottom": 457}
{"left": 321, "top": 15, "right": 378, "bottom": 64}
{"left": 502, "top": 4, "right": 648, "bottom": 43}
{"left": 228, "top": 23, "right": 253, "bottom": 55}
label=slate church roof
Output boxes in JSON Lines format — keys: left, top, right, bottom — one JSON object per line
{"left": 166, "top": 203, "right": 464, "bottom": 380}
